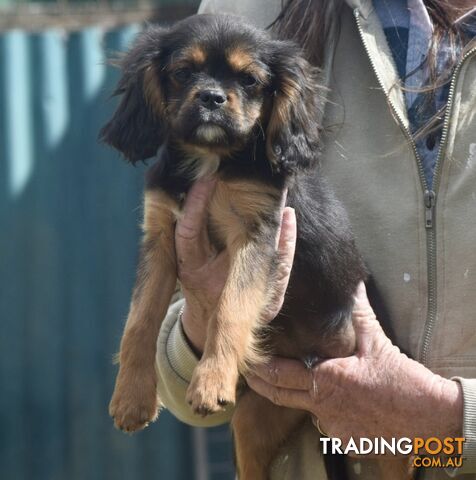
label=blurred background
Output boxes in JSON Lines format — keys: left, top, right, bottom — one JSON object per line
{"left": 0, "top": 1, "right": 236, "bottom": 478}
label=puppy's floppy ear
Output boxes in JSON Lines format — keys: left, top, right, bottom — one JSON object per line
{"left": 266, "top": 41, "right": 323, "bottom": 173}
{"left": 100, "top": 27, "right": 168, "bottom": 163}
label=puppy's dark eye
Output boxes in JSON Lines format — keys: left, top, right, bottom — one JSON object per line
{"left": 240, "top": 74, "right": 257, "bottom": 87}
{"left": 173, "top": 68, "right": 192, "bottom": 83}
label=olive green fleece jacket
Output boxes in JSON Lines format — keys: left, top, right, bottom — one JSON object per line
{"left": 156, "top": 0, "right": 476, "bottom": 478}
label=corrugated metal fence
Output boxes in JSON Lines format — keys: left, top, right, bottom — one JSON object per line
{"left": 0, "top": 19, "right": 235, "bottom": 480}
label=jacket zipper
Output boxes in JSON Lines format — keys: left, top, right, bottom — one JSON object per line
{"left": 354, "top": 9, "right": 476, "bottom": 365}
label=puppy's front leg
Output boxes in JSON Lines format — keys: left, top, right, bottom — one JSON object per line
{"left": 186, "top": 180, "right": 282, "bottom": 415}
{"left": 110, "top": 189, "right": 178, "bottom": 432}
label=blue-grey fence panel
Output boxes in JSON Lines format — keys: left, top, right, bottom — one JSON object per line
{"left": 0, "top": 21, "right": 235, "bottom": 480}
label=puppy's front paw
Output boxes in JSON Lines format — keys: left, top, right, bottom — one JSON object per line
{"left": 109, "top": 371, "right": 159, "bottom": 433}
{"left": 186, "top": 360, "right": 238, "bottom": 416}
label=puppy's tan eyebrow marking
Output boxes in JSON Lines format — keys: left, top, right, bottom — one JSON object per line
{"left": 226, "top": 47, "right": 254, "bottom": 71}
{"left": 226, "top": 47, "right": 269, "bottom": 83}
{"left": 183, "top": 45, "right": 207, "bottom": 65}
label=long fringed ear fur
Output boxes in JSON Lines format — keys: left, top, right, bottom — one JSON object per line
{"left": 99, "top": 27, "right": 168, "bottom": 164}
{"left": 266, "top": 41, "right": 323, "bottom": 174}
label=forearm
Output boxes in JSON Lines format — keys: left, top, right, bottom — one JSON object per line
{"left": 155, "top": 299, "right": 233, "bottom": 427}
{"left": 181, "top": 302, "right": 207, "bottom": 354}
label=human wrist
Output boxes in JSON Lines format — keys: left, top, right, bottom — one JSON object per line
{"left": 180, "top": 303, "right": 206, "bottom": 355}
{"left": 393, "top": 355, "right": 464, "bottom": 440}
{"left": 427, "top": 375, "right": 464, "bottom": 438}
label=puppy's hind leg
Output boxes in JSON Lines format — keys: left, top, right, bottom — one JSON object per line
{"left": 109, "top": 189, "right": 178, "bottom": 433}
{"left": 232, "top": 389, "right": 306, "bottom": 480}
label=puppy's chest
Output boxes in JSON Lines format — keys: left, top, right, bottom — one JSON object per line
{"left": 154, "top": 178, "right": 283, "bottom": 250}
{"left": 207, "top": 179, "right": 282, "bottom": 247}
{"left": 146, "top": 148, "right": 285, "bottom": 246}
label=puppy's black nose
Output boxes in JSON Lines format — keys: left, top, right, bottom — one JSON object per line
{"left": 198, "top": 89, "right": 227, "bottom": 109}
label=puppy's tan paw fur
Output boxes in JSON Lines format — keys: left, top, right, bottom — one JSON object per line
{"left": 109, "top": 370, "right": 159, "bottom": 433}
{"left": 186, "top": 360, "right": 238, "bottom": 416}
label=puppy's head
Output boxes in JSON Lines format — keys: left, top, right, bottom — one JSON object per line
{"left": 100, "top": 14, "right": 322, "bottom": 173}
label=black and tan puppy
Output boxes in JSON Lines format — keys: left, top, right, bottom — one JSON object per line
{"left": 101, "top": 14, "right": 366, "bottom": 479}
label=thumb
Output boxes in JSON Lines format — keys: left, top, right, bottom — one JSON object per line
{"left": 263, "top": 206, "right": 297, "bottom": 321}
{"left": 352, "top": 282, "right": 387, "bottom": 356}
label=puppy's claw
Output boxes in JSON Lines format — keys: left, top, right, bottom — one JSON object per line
{"left": 197, "top": 406, "right": 213, "bottom": 417}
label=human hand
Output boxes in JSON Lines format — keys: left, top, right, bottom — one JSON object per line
{"left": 176, "top": 178, "right": 297, "bottom": 353}
{"left": 247, "top": 282, "right": 463, "bottom": 448}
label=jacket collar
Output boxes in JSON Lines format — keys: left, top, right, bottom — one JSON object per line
{"left": 345, "top": 0, "right": 409, "bottom": 127}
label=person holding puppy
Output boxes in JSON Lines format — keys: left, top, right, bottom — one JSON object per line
{"left": 156, "top": 0, "right": 476, "bottom": 478}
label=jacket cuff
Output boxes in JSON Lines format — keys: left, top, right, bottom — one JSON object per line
{"left": 164, "top": 300, "right": 199, "bottom": 383}
{"left": 156, "top": 299, "right": 233, "bottom": 426}
{"left": 447, "top": 378, "right": 476, "bottom": 476}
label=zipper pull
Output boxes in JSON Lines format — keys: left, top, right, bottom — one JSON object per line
{"left": 424, "top": 190, "right": 436, "bottom": 229}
